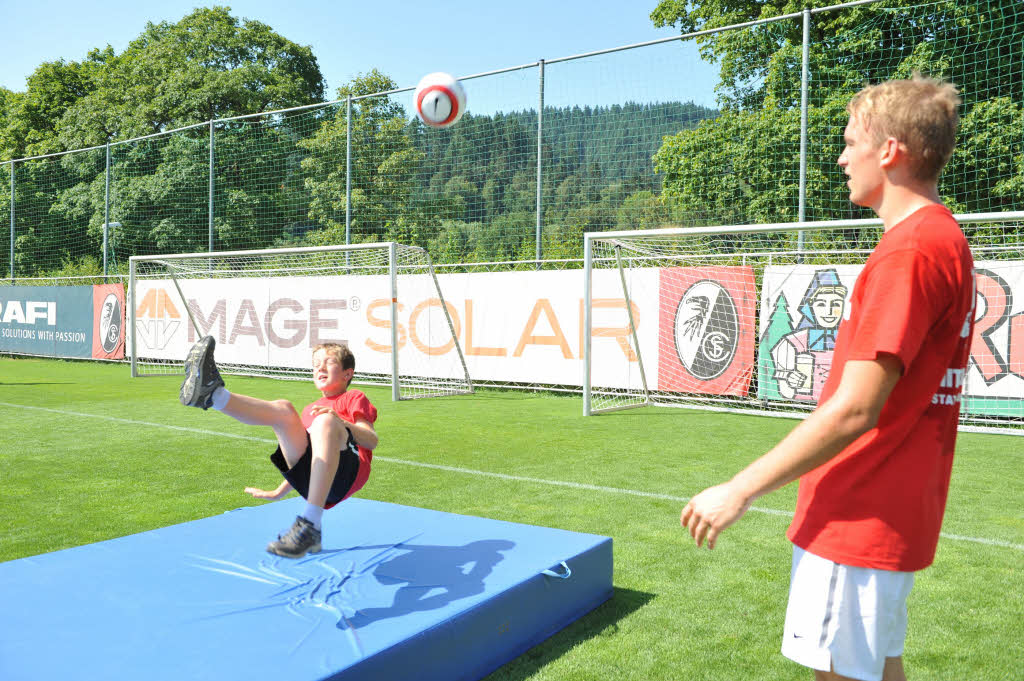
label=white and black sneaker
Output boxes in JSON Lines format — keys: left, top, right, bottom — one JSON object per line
{"left": 179, "top": 336, "right": 224, "bottom": 409}
{"left": 267, "top": 516, "right": 322, "bottom": 558}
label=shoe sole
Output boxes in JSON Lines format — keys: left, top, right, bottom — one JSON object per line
{"left": 266, "top": 542, "right": 322, "bottom": 559}
{"left": 180, "top": 338, "right": 213, "bottom": 407}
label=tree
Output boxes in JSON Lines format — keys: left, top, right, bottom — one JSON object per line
{"left": 58, "top": 6, "right": 324, "bottom": 149}
{"left": 300, "top": 70, "right": 424, "bottom": 245}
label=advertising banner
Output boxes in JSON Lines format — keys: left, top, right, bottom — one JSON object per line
{"left": 966, "top": 262, "right": 1024, "bottom": 417}
{"left": 757, "top": 265, "right": 862, "bottom": 404}
{"left": 1, "top": 285, "right": 125, "bottom": 359}
{"left": 657, "top": 266, "right": 757, "bottom": 396}
{"left": 757, "top": 262, "right": 1024, "bottom": 417}
{"left": 131, "top": 269, "right": 657, "bottom": 388}
{"left": 92, "top": 284, "right": 126, "bottom": 360}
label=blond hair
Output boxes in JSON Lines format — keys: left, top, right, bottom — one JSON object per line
{"left": 314, "top": 342, "right": 355, "bottom": 372}
{"left": 847, "top": 75, "right": 960, "bottom": 181}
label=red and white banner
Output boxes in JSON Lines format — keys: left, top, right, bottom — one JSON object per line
{"left": 657, "top": 266, "right": 757, "bottom": 396}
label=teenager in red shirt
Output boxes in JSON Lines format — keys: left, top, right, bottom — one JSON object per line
{"left": 681, "top": 76, "right": 973, "bottom": 681}
{"left": 180, "top": 339, "right": 378, "bottom": 558}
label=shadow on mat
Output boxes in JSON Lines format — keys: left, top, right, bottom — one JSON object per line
{"left": 481, "top": 586, "right": 655, "bottom": 681}
{"left": 333, "top": 539, "right": 517, "bottom": 629}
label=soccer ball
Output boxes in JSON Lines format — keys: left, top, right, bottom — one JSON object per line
{"left": 413, "top": 72, "right": 467, "bottom": 129}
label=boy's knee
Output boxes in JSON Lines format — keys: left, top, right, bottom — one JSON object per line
{"left": 309, "top": 412, "right": 347, "bottom": 438}
{"left": 272, "top": 399, "right": 298, "bottom": 417}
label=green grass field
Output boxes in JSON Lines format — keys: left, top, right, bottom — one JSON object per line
{"left": 1, "top": 356, "right": 1021, "bottom": 680}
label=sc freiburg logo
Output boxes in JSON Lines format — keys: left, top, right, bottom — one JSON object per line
{"left": 674, "top": 279, "right": 739, "bottom": 381}
{"left": 99, "top": 293, "right": 122, "bottom": 353}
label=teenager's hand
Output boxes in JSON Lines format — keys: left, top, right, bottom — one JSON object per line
{"left": 680, "top": 482, "right": 752, "bottom": 550}
{"left": 245, "top": 485, "right": 288, "bottom": 500}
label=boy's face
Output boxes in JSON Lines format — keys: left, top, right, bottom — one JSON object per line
{"left": 312, "top": 349, "right": 352, "bottom": 396}
{"left": 837, "top": 112, "right": 885, "bottom": 209}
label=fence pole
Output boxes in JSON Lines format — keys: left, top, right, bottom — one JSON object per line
{"left": 346, "top": 95, "right": 352, "bottom": 246}
{"left": 208, "top": 121, "right": 215, "bottom": 252}
{"left": 103, "top": 143, "right": 111, "bottom": 280}
{"left": 8, "top": 161, "right": 13, "bottom": 282}
{"left": 797, "top": 8, "right": 810, "bottom": 255}
{"left": 535, "top": 59, "right": 545, "bottom": 269}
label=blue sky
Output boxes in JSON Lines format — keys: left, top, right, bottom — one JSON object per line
{"left": 0, "top": 0, "right": 721, "bottom": 114}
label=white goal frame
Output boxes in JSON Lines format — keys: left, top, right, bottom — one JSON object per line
{"left": 584, "top": 212, "right": 1024, "bottom": 435}
{"left": 129, "top": 242, "right": 473, "bottom": 401}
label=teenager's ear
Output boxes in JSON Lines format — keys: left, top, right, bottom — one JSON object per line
{"left": 878, "top": 136, "right": 904, "bottom": 169}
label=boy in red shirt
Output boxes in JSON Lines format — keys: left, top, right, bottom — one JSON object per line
{"left": 681, "top": 76, "right": 974, "bottom": 681}
{"left": 180, "top": 338, "right": 378, "bottom": 558}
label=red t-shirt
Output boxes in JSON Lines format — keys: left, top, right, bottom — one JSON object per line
{"left": 787, "top": 205, "right": 975, "bottom": 571}
{"left": 300, "top": 389, "right": 378, "bottom": 507}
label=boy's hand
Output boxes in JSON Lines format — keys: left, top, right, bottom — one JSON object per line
{"left": 244, "top": 483, "right": 290, "bottom": 500}
{"left": 309, "top": 404, "right": 351, "bottom": 425}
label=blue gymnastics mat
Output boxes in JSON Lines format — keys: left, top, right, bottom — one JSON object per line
{"left": 0, "top": 497, "right": 612, "bottom": 681}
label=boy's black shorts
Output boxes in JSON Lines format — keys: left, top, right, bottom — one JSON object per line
{"left": 270, "top": 430, "right": 360, "bottom": 508}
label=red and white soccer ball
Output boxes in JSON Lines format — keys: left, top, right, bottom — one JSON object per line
{"left": 413, "top": 72, "right": 467, "bottom": 129}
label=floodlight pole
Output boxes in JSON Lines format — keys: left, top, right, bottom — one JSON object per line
{"left": 209, "top": 121, "right": 215, "bottom": 253}
{"left": 797, "top": 8, "right": 811, "bottom": 258}
{"left": 102, "top": 222, "right": 121, "bottom": 284}
{"left": 104, "top": 143, "right": 111, "bottom": 280}
{"left": 535, "top": 59, "right": 545, "bottom": 269}
{"left": 8, "top": 161, "right": 14, "bottom": 283}
{"left": 346, "top": 95, "right": 353, "bottom": 248}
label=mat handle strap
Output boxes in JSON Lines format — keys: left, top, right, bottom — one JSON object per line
{"left": 541, "top": 561, "right": 571, "bottom": 579}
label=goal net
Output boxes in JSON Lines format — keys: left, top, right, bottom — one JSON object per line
{"left": 129, "top": 242, "right": 473, "bottom": 400}
{"left": 584, "top": 213, "right": 1024, "bottom": 434}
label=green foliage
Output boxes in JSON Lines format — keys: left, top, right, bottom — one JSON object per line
{"left": 650, "top": 0, "right": 1024, "bottom": 223}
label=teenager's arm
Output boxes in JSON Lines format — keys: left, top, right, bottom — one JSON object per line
{"left": 681, "top": 354, "right": 903, "bottom": 549}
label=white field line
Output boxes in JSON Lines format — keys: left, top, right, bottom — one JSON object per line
{"left": 3, "top": 401, "right": 1022, "bottom": 552}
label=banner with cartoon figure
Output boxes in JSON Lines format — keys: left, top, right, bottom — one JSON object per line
{"left": 757, "top": 265, "right": 861, "bottom": 403}
{"left": 658, "top": 266, "right": 757, "bottom": 396}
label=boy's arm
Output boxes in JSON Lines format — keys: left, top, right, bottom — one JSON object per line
{"left": 681, "top": 354, "right": 903, "bottom": 549}
{"left": 345, "top": 418, "right": 378, "bottom": 450}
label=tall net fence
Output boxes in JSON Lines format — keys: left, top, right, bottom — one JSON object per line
{"left": 2, "top": 0, "right": 1022, "bottom": 279}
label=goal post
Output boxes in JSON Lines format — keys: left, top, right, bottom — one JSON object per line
{"left": 129, "top": 242, "right": 473, "bottom": 401}
{"left": 584, "top": 212, "right": 1024, "bottom": 435}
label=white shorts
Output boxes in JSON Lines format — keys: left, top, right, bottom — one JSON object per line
{"left": 781, "top": 545, "right": 915, "bottom": 681}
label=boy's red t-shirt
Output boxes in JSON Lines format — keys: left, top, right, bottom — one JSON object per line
{"left": 786, "top": 205, "right": 975, "bottom": 571}
{"left": 300, "top": 389, "right": 378, "bottom": 507}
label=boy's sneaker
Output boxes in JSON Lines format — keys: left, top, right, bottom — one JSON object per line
{"left": 267, "top": 516, "right": 322, "bottom": 558}
{"left": 180, "top": 336, "right": 224, "bottom": 409}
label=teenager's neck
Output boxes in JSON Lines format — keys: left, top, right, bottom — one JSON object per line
{"left": 875, "top": 181, "right": 942, "bottom": 231}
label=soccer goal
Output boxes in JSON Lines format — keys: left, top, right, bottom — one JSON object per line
{"left": 129, "top": 242, "right": 473, "bottom": 400}
{"left": 583, "top": 213, "right": 1024, "bottom": 434}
